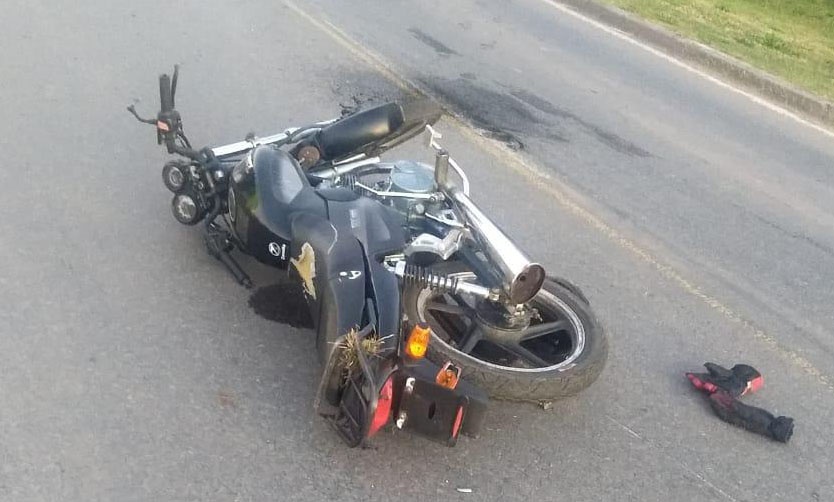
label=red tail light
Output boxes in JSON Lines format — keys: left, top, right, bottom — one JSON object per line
{"left": 451, "top": 405, "right": 465, "bottom": 439}
{"left": 368, "top": 376, "right": 394, "bottom": 437}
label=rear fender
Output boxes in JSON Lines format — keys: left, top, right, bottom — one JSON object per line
{"left": 364, "top": 259, "right": 401, "bottom": 345}
{"left": 289, "top": 213, "right": 368, "bottom": 362}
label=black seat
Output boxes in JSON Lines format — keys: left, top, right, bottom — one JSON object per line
{"left": 316, "top": 103, "right": 405, "bottom": 160}
{"left": 249, "top": 147, "right": 404, "bottom": 256}
{"left": 251, "top": 146, "right": 325, "bottom": 238}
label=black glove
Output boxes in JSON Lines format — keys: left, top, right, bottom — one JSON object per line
{"left": 709, "top": 390, "right": 794, "bottom": 443}
{"left": 686, "top": 362, "right": 763, "bottom": 398}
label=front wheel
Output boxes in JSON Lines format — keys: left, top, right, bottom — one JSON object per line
{"left": 403, "top": 265, "right": 608, "bottom": 401}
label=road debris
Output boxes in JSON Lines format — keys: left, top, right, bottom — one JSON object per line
{"left": 686, "top": 362, "right": 794, "bottom": 442}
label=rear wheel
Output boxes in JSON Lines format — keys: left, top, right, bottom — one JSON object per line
{"left": 403, "top": 263, "right": 607, "bottom": 401}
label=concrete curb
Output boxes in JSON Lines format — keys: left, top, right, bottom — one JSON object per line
{"left": 556, "top": 0, "right": 834, "bottom": 129}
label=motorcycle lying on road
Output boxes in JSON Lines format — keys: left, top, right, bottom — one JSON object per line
{"left": 129, "top": 67, "right": 607, "bottom": 447}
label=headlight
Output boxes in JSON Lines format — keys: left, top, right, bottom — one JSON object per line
{"left": 162, "top": 161, "right": 188, "bottom": 193}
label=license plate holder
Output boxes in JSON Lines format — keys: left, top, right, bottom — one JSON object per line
{"left": 396, "top": 376, "right": 468, "bottom": 446}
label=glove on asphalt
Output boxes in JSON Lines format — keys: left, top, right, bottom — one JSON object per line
{"left": 709, "top": 390, "right": 794, "bottom": 443}
{"left": 686, "top": 362, "right": 763, "bottom": 397}
{"left": 686, "top": 362, "right": 793, "bottom": 443}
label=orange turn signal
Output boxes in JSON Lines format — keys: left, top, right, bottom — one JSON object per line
{"left": 405, "top": 322, "right": 431, "bottom": 359}
{"left": 436, "top": 361, "right": 461, "bottom": 389}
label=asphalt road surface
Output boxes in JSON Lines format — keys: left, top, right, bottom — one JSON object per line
{"left": 1, "top": 0, "right": 833, "bottom": 501}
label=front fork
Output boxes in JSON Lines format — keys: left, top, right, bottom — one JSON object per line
{"left": 204, "top": 221, "right": 252, "bottom": 288}
{"left": 199, "top": 160, "right": 254, "bottom": 288}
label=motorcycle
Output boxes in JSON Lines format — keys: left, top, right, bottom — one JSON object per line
{"left": 129, "top": 67, "right": 607, "bottom": 447}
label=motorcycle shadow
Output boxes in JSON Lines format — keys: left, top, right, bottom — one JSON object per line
{"left": 248, "top": 279, "right": 314, "bottom": 329}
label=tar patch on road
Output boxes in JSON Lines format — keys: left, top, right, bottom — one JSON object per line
{"left": 249, "top": 282, "right": 314, "bottom": 329}
{"left": 419, "top": 77, "right": 529, "bottom": 150}
{"left": 408, "top": 28, "right": 459, "bottom": 56}
{"left": 418, "top": 77, "right": 651, "bottom": 157}
{"left": 327, "top": 68, "right": 649, "bottom": 157}
{"left": 509, "top": 88, "right": 651, "bottom": 158}
{"left": 327, "top": 68, "right": 411, "bottom": 116}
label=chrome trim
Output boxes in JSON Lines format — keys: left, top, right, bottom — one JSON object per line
{"left": 452, "top": 190, "right": 545, "bottom": 304}
{"left": 310, "top": 157, "right": 381, "bottom": 179}
{"left": 333, "top": 153, "right": 366, "bottom": 165}
{"left": 211, "top": 131, "right": 292, "bottom": 157}
{"left": 425, "top": 209, "right": 465, "bottom": 229}
{"left": 210, "top": 118, "right": 339, "bottom": 157}
{"left": 434, "top": 150, "right": 449, "bottom": 188}
{"left": 391, "top": 260, "right": 497, "bottom": 301}
{"left": 354, "top": 181, "right": 442, "bottom": 201}
{"left": 447, "top": 157, "right": 470, "bottom": 196}
{"left": 455, "top": 280, "right": 497, "bottom": 300}
{"left": 404, "top": 229, "right": 463, "bottom": 260}
{"left": 425, "top": 125, "right": 470, "bottom": 195}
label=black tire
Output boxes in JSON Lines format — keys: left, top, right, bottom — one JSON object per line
{"left": 549, "top": 276, "right": 589, "bottom": 305}
{"left": 403, "top": 266, "right": 608, "bottom": 402}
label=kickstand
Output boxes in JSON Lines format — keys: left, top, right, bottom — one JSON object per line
{"left": 205, "top": 222, "right": 253, "bottom": 289}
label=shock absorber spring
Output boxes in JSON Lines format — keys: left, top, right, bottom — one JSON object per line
{"left": 389, "top": 260, "right": 497, "bottom": 300}
{"left": 401, "top": 264, "right": 459, "bottom": 294}
{"left": 340, "top": 173, "right": 358, "bottom": 190}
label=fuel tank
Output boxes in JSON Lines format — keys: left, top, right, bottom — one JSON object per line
{"left": 227, "top": 147, "right": 326, "bottom": 268}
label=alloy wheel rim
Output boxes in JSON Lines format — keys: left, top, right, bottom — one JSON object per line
{"left": 415, "top": 273, "right": 585, "bottom": 373}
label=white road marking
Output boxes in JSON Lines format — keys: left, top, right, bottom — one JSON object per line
{"left": 606, "top": 415, "right": 642, "bottom": 439}
{"left": 680, "top": 463, "right": 741, "bottom": 502}
{"left": 607, "top": 415, "right": 740, "bottom": 502}
{"left": 538, "top": 0, "right": 834, "bottom": 140}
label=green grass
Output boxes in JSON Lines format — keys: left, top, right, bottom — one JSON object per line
{"left": 603, "top": 0, "right": 834, "bottom": 100}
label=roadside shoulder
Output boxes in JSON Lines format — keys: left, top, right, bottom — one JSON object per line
{"left": 546, "top": 0, "right": 834, "bottom": 130}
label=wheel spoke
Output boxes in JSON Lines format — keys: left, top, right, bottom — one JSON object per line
{"left": 449, "top": 293, "right": 476, "bottom": 316}
{"left": 456, "top": 323, "right": 483, "bottom": 353}
{"left": 501, "top": 342, "right": 552, "bottom": 368}
{"left": 426, "top": 300, "right": 470, "bottom": 317}
{"left": 520, "top": 320, "right": 568, "bottom": 341}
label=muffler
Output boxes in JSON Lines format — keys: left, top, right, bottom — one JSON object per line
{"left": 429, "top": 133, "right": 545, "bottom": 305}
{"left": 451, "top": 190, "right": 545, "bottom": 304}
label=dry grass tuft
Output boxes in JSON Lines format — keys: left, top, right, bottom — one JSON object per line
{"left": 338, "top": 328, "right": 383, "bottom": 374}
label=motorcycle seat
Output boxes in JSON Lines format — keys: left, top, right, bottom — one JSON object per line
{"left": 251, "top": 146, "right": 325, "bottom": 238}
{"left": 315, "top": 103, "right": 404, "bottom": 160}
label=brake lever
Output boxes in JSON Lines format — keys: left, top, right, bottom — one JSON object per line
{"left": 126, "top": 104, "right": 156, "bottom": 125}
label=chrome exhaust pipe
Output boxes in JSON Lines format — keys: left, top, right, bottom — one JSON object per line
{"left": 451, "top": 190, "right": 545, "bottom": 304}
{"left": 427, "top": 128, "right": 544, "bottom": 304}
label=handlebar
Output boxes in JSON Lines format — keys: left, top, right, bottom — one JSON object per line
{"left": 209, "top": 120, "right": 338, "bottom": 158}
{"left": 159, "top": 74, "right": 174, "bottom": 113}
{"left": 131, "top": 66, "right": 340, "bottom": 162}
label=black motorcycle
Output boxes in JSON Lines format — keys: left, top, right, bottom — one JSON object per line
{"left": 129, "top": 67, "right": 607, "bottom": 447}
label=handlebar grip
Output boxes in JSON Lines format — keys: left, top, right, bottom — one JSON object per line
{"left": 159, "top": 74, "right": 173, "bottom": 113}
